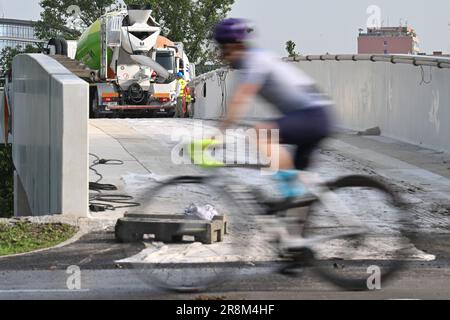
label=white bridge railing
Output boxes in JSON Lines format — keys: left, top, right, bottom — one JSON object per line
{"left": 191, "top": 54, "right": 450, "bottom": 154}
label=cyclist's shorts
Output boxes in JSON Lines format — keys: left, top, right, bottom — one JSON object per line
{"left": 274, "top": 106, "right": 333, "bottom": 170}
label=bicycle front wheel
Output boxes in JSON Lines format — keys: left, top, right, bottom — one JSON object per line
{"left": 116, "top": 176, "right": 266, "bottom": 293}
{"left": 302, "top": 175, "right": 420, "bottom": 290}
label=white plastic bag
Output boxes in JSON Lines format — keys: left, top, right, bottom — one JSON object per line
{"left": 184, "top": 203, "right": 218, "bottom": 221}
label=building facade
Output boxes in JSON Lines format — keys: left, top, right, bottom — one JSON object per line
{"left": 0, "top": 18, "right": 45, "bottom": 51}
{"left": 358, "top": 26, "right": 420, "bottom": 55}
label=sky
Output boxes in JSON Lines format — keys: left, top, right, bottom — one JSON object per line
{"left": 1, "top": 0, "right": 450, "bottom": 55}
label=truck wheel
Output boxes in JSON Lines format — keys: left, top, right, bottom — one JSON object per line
{"left": 59, "top": 38, "right": 68, "bottom": 56}
{"left": 89, "top": 88, "right": 99, "bottom": 119}
{"left": 48, "top": 38, "right": 62, "bottom": 55}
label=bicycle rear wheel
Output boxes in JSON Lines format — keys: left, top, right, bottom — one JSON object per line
{"left": 117, "top": 176, "right": 266, "bottom": 292}
{"left": 301, "top": 175, "right": 419, "bottom": 290}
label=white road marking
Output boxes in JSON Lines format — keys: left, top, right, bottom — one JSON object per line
{"left": 0, "top": 289, "right": 90, "bottom": 293}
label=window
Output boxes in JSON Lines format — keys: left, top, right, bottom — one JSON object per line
{"left": 156, "top": 51, "right": 175, "bottom": 72}
{"left": 0, "top": 21, "right": 39, "bottom": 50}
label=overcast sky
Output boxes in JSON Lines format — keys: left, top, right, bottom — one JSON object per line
{"left": 1, "top": 0, "right": 449, "bottom": 55}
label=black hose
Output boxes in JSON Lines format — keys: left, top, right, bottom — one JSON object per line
{"left": 88, "top": 153, "right": 141, "bottom": 211}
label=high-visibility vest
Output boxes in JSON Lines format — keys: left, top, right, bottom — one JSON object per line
{"left": 177, "top": 79, "right": 187, "bottom": 97}
{"left": 185, "top": 86, "right": 192, "bottom": 104}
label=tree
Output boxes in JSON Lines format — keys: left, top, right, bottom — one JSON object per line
{"left": 286, "top": 40, "right": 298, "bottom": 58}
{"left": 0, "top": 144, "right": 13, "bottom": 218}
{"left": 35, "top": 0, "right": 121, "bottom": 40}
{"left": 0, "top": 45, "right": 41, "bottom": 80}
{"left": 125, "top": 0, "right": 235, "bottom": 66}
{"left": 35, "top": 0, "right": 234, "bottom": 70}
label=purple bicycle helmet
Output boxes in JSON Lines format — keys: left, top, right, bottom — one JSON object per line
{"left": 213, "top": 18, "right": 253, "bottom": 44}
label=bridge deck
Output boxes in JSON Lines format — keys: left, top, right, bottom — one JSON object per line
{"left": 88, "top": 118, "right": 450, "bottom": 264}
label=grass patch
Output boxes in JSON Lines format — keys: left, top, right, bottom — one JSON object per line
{"left": 0, "top": 221, "right": 78, "bottom": 256}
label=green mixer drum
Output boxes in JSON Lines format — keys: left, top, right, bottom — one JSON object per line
{"left": 75, "top": 19, "right": 112, "bottom": 70}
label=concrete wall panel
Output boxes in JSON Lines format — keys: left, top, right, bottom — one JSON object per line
{"left": 191, "top": 59, "right": 450, "bottom": 153}
{"left": 12, "top": 54, "right": 89, "bottom": 217}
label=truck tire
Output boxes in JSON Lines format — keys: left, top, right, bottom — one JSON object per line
{"left": 89, "top": 88, "right": 99, "bottom": 119}
{"left": 48, "top": 38, "right": 62, "bottom": 55}
{"left": 59, "top": 38, "right": 68, "bottom": 56}
{"left": 167, "top": 110, "right": 176, "bottom": 118}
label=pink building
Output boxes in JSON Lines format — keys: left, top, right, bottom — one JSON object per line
{"left": 358, "top": 26, "right": 419, "bottom": 54}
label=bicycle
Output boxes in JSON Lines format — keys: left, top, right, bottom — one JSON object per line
{"left": 119, "top": 139, "right": 415, "bottom": 293}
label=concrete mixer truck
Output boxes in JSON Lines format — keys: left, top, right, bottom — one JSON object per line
{"left": 48, "top": 5, "right": 195, "bottom": 118}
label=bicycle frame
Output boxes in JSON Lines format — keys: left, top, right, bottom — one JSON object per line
{"left": 186, "top": 140, "right": 369, "bottom": 252}
{"left": 202, "top": 167, "right": 369, "bottom": 253}
{"left": 264, "top": 171, "right": 369, "bottom": 252}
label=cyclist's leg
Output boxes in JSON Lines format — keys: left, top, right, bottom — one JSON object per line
{"left": 277, "top": 107, "right": 332, "bottom": 170}
{"left": 254, "top": 121, "right": 294, "bottom": 170}
{"left": 293, "top": 142, "right": 319, "bottom": 171}
{"left": 288, "top": 143, "right": 323, "bottom": 234}
{"left": 282, "top": 109, "right": 332, "bottom": 236}
{"left": 254, "top": 107, "right": 332, "bottom": 196}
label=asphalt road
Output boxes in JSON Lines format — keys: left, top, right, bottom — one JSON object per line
{"left": 0, "top": 228, "right": 449, "bottom": 300}
{"left": 0, "top": 264, "right": 449, "bottom": 300}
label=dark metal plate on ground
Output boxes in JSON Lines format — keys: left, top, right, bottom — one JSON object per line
{"left": 115, "top": 213, "right": 228, "bottom": 245}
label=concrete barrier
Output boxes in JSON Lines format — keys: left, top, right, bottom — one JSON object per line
{"left": 191, "top": 69, "right": 280, "bottom": 121}
{"left": 12, "top": 54, "right": 89, "bottom": 217}
{"left": 294, "top": 59, "right": 450, "bottom": 154}
{"left": 190, "top": 55, "right": 450, "bottom": 154}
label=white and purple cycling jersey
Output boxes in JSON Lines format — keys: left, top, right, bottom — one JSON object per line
{"left": 235, "top": 48, "right": 334, "bottom": 169}
{"left": 238, "top": 48, "right": 333, "bottom": 114}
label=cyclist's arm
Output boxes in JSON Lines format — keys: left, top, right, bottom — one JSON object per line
{"left": 221, "top": 82, "right": 261, "bottom": 131}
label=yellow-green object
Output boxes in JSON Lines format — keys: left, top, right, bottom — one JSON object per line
{"left": 187, "top": 139, "right": 225, "bottom": 168}
{"left": 75, "top": 19, "right": 113, "bottom": 70}
{"left": 178, "top": 79, "right": 187, "bottom": 97}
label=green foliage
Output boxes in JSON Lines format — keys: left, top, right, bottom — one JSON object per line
{"left": 36, "top": 0, "right": 234, "bottom": 69}
{"left": 195, "top": 64, "right": 221, "bottom": 75}
{"left": 286, "top": 40, "right": 298, "bottom": 58}
{"left": 125, "top": 0, "right": 235, "bottom": 65}
{"left": 35, "top": 0, "right": 120, "bottom": 40}
{"left": 0, "top": 45, "right": 41, "bottom": 78}
{"left": 0, "top": 145, "right": 13, "bottom": 218}
{"left": 0, "top": 221, "right": 78, "bottom": 256}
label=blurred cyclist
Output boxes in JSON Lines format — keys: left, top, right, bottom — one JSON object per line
{"left": 214, "top": 18, "right": 334, "bottom": 198}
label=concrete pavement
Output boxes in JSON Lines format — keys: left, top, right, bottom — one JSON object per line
{"left": 1, "top": 118, "right": 450, "bottom": 299}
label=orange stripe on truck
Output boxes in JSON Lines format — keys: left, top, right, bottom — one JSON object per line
{"left": 102, "top": 93, "right": 120, "bottom": 98}
{"left": 153, "top": 93, "right": 171, "bottom": 98}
